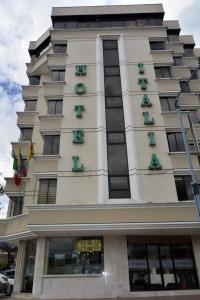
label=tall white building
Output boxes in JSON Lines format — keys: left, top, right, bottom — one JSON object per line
{"left": 1, "top": 4, "right": 200, "bottom": 299}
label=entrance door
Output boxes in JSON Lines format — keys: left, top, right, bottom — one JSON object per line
{"left": 22, "top": 240, "right": 37, "bottom": 292}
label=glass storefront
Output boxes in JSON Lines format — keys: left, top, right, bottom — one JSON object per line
{"left": 45, "top": 237, "right": 104, "bottom": 275}
{"left": 128, "top": 238, "right": 199, "bottom": 291}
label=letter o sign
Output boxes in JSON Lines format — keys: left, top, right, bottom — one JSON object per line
{"left": 74, "top": 83, "right": 87, "bottom": 95}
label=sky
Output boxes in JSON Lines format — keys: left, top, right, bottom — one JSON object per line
{"left": 0, "top": 0, "right": 199, "bottom": 217}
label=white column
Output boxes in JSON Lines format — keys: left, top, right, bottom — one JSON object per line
{"left": 96, "top": 35, "right": 109, "bottom": 204}
{"left": 192, "top": 236, "right": 200, "bottom": 281}
{"left": 14, "top": 240, "right": 26, "bottom": 293}
{"left": 32, "top": 237, "right": 46, "bottom": 297}
{"left": 118, "top": 34, "right": 141, "bottom": 202}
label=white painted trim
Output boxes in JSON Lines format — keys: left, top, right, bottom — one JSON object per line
{"left": 28, "top": 221, "right": 200, "bottom": 233}
{"left": 96, "top": 35, "right": 109, "bottom": 204}
{"left": 26, "top": 201, "right": 195, "bottom": 210}
{"left": 118, "top": 34, "right": 141, "bottom": 203}
{"left": 0, "top": 231, "right": 36, "bottom": 241}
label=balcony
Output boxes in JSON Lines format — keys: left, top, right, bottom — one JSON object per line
{"left": 182, "top": 57, "right": 199, "bottom": 68}
{"left": 156, "top": 78, "right": 180, "bottom": 93}
{"left": 11, "top": 141, "right": 33, "bottom": 157}
{"left": 39, "top": 115, "right": 62, "bottom": 131}
{"left": 179, "top": 94, "right": 200, "bottom": 107}
{"left": 47, "top": 54, "right": 67, "bottom": 68}
{"left": 26, "top": 46, "right": 52, "bottom": 75}
{"left": 163, "top": 20, "right": 180, "bottom": 31}
{"left": 17, "top": 111, "right": 36, "bottom": 126}
{"left": 165, "top": 42, "right": 184, "bottom": 55}
{"left": 171, "top": 66, "right": 191, "bottom": 79}
{"left": 34, "top": 155, "right": 59, "bottom": 173}
{"left": 151, "top": 50, "right": 174, "bottom": 66}
{"left": 163, "top": 113, "right": 189, "bottom": 128}
{"left": 189, "top": 80, "right": 200, "bottom": 93}
{"left": 22, "top": 85, "right": 42, "bottom": 99}
{"left": 170, "top": 153, "right": 199, "bottom": 169}
{"left": 179, "top": 35, "right": 195, "bottom": 45}
{"left": 5, "top": 178, "right": 26, "bottom": 194}
{"left": 43, "top": 81, "right": 65, "bottom": 97}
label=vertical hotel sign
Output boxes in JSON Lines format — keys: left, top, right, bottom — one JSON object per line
{"left": 138, "top": 63, "right": 162, "bottom": 170}
{"left": 72, "top": 65, "right": 87, "bottom": 172}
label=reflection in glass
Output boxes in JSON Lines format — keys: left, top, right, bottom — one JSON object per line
{"left": 46, "top": 237, "right": 104, "bottom": 275}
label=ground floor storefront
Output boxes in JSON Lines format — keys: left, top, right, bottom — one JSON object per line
{"left": 13, "top": 235, "right": 200, "bottom": 299}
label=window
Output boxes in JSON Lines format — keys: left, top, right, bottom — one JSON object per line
{"left": 160, "top": 97, "right": 176, "bottom": 111}
{"left": 38, "top": 179, "right": 57, "bottom": 204}
{"left": 52, "top": 70, "right": 65, "bottom": 81}
{"left": 167, "top": 132, "right": 185, "bottom": 152}
{"left": 46, "top": 237, "right": 104, "bottom": 274}
{"left": 150, "top": 41, "right": 165, "bottom": 50}
{"left": 180, "top": 81, "right": 190, "bottom": 93}
{"left": 191, "top": 70, "right": 198, "bottom": 80}
{"left": 128, "top": 239, "right": 198, "bottom": 291}
{"left": 43, "top": 135, "right": 60, "bottom": 155}
{"left": 174, "top": 57, "right": 183, "bottom": 66}
{"left": 103, "top": 40, "right": 130, "bottom": 199}
{"left": 167, "top": 30, "right": 180, "bottom": 42}
{"left": 184, "top": 45, "right": 194, "bottom": 57}
{"left": 155, "top": 67, "right": 171, "bottom": 78}
{"left": 24, "top": 100, "right": 37, "bottom": 111}
{"left": 47, "top": 100, "right": 63, "bottom": 114}
{"left": 9, "top": 197, "right": 23, "bottom": 216}
{"left": 28, "top": 76, "right": 40, "bottom": 85}
{"left": 175, "top": 175, "right": 193, "bottom": 201}
{"left": 54, "top": 44, "right": 67, "bottom": 54}
{"left": 109, "top": 176, "right": 130, "bottom": 198}
{"left": 53, "top": 15, "right": 163, "bottom": 29}
{"left": 20, "top": 128, "right": 33, "bottom": 141}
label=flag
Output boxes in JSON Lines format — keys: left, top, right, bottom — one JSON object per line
{"left": 28, "top": 141, "right": 34, "bottom": 160}
{"left": 19, "top": 153, "right": 26, "bottom": 177}
{"left": 12, "top": 151, "right": 21, "bottom": 186}
{"left": 18, "top": 146, "right": 26, "bottom": 178}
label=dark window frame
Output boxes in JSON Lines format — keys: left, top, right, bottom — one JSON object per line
{"left": 46, "top": 236, "right": 104, "bottom": 275}
{"left": 43, "top": 135, "right": 60, "bottom": 155}
{"left": 180, "top": 81, "right": 191, "bottom": 93}
{"left": 38, "top": 178, "right": 57, "bottom": 204}
{"left": 155, "top": 67, "right": 171, "bottom": 78}
{"left": 160, "top": 97, "right": 176, "bottom": 112}
{"left": 9, "top": 196, "right": 23, "bottom": 216}
{"left": 174, "top": 57, "right": 183, "bottom": 66}
{"left": 166, "top": 132, "right": 185, "bottom": 152}
{"left": 24, "top": 100, "right": 37, "bottom": 112}
{"left": 52, "top": 69, "right": 65, "bottom": 81}
{"left": 150, "top": 41, "right": 165, "bottom": 50}
{"left": 20, "top": 128, "right": 33, "bottom": 141}
{"left": 54, "top": 44, "right": 67, "bottom": 54}
{"left": 174, "top": 175, "right": 193, "bottom": 201}
{"left": 28, "top": 76, "right": 40, "bottom": 85}
{"left": 128, "top": 240, "right": 199, "bottom": 291}
{"left": 47, "top": 99, "right": 63, "bottom": 115}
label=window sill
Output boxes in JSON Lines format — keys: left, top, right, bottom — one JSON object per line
{"left": 155, "top": 77, "right": 174, "bottom": 81}
{"left": 17, "top": 111, "right": 37, "bottom": 115}
{"left": 39, "top": 114, "right": 63, "bottom": 120}
{"left": 43, "top": 81, "right": 65, "bottom": 85}
{"left": 34, "top": 155, "right": 60, "bottom": 160}
{"left": 168, "top": 151, "right": 197, "bottom": 156}
{"left": 42, "top": 274, "right": 103, "bottom": 278}
{"left": 47, "top": 53, "right": 68, "bottom": 57}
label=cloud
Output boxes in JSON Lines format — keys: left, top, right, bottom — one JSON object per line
{"left": 179, "top": 0, "right": 200, "bottom": 46}
{"left": 0, "top": 195, "right": 9, "bottom": 219}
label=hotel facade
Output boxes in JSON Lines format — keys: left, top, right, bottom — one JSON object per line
{"left": 1, "top": 4, "right": 200, "bottom": 299}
